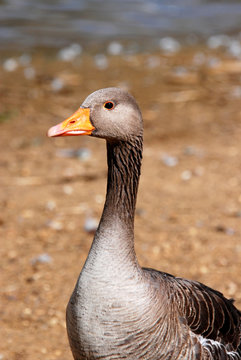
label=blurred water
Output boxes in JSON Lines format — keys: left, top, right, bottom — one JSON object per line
{"left": 0, "top": 0, "right": 241, "bottom": 52}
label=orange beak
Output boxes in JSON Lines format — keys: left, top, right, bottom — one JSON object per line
{"left": 48, "top": 108, "right": 95, "bottom": 137}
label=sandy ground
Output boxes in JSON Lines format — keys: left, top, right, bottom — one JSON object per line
{"left": 1, "top": 47, "right": 241, "bottom": 359}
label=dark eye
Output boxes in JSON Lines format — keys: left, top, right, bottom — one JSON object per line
{"left": 103, "top": 101, "right": 115, "bottom": 110}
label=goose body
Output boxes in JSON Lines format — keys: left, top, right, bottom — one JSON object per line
{"left": 48, "top": 87, "right": 241, "bottom": 360}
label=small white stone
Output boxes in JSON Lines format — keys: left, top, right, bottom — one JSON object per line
{"left": 31, "top": 253, "right": 53, "bottom": 265}
{"left": 227, "top": 39, "right": 241, "bottom": 57}
{"left": 46, "top": 200, "right": 56, "bottom": 211}
{"left": 107, "top": 41, "right": 123, "bottom": 55}
{"left": 58, "top": 43, "right": 82, "bottom": 61}
{"left": 63, "top": 185, "right": 73, "bottom": 195}
{"left": 56, "top": 148, "right": 91, "bottom": 160}
{"left": 159, "top": 37, "right": 180, "bottom": 54}
{"left": 207, "top": 57, "right": 220, "bottom": 68}
{"left": 24, "top": 67, "right": 35, "bottom": 80}
{"left": 94, "top": 54, "right": 109, "bottom": 70}
{"left": 207, "top": 34, "right": 229, "bottom": 49}
{"left": 146, "top": 56, "right": 161, "bottom": 69}
{"left": 226, "top": 228, "right": 235, "bottom": 236}
{"left": 161, "top": 154, "right": 178, "bottom": 167}
{"left": 47, "top": 220, "right": 63, "bottom": 231}
{"left": 181, "top": 170, "right": 192, "bottom": 181}
{"left": 51, "top": 78, "right": 64, "bottom": 92}
{"left": 95, "top": 194, "right": 104, "bottom": 204}
{"left": 23, "top": 307, "right": 32, "bottom": 315}
{"left": 19, "top": 54, "right": 32, "bottom": 66}
{"left": 3, "top": 58, "right": 18, "bottom": 72}
{"left": 84, "top": 217, "right": 98, "bottom": 233}
{"left": 76, "top": 148, "right": 91, "bottom": 160}
{"left": 173, "top": 66, "right": 188, "bottom": 77}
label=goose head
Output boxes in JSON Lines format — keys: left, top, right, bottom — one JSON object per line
{"left": 48, "top": 87, "right": 143, "bottom": 142}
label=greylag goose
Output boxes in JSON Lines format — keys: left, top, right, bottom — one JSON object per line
{"left": 48, "top": 87, "right": 241, "bottom": 360}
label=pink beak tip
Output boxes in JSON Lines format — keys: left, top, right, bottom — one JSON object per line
{"left": 47, "top": 124, "right": 61, "bottom": 137}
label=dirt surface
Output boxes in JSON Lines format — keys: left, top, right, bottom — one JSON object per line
{"left": 1, "top": 48, "right": 241, "bottom": 360}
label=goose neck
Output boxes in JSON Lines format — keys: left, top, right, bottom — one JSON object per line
{"left": 103, "top": 137, "right": 143, "bottom": 226}
{"left": 86, "top": 136, "right": 143, "bottom": 270}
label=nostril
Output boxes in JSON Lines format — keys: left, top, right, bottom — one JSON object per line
{"left": 69, "top": 120, "right": 76, "bottom": 124}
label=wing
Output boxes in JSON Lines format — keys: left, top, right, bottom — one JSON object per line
{"left": 143, "top": 268, "right": 241, "bottom": 354}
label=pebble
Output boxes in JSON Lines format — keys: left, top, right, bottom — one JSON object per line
{"left": 159, "top": 37, "right": 180, "bottom": 54}
{"left": 49, "top": 317, "right": 58, "bottom": 326}
{"left": 77, "top": 148, "right": 91, "bottom": 160}
{"left": 19, "top": 54, "right": 32, "bottom": 66}
{"left": 23, "top": 307, "right": 32, "bottom": 315}
{"left": 107, "top": 41, "right": 123, "bottom": 55}
{"left": 31, "top": 253, "right": 53, "bottom": 265}
{"left": 183, "top": 146, "right": 195, "bottom": 156}
{"left": 146, "top": 56, "right": 161, "bottom": 69}
{"left": 51, "top": 78, "right": 64, "bottom": 92}
{"left": 94, "top": 54, "right": 109, "bottom": 70}
{"left": 215, "top": 225, "right": 235, "bottom": 235}
{"left": 230, "top": 86, "right": 241, "bottom": 98}
{"left": 181, "top": 170, "right": 192, "bottom": 181}
{"left": 45, "top": 200, "right": 56, "bottom": 211}
{"left": 193, "top": 52, "right": 206, "bottom": 66}
{"left": 173, "top": 66, "right": 188, "bottom": 77}
{"left": 63, "top": 185, "right": 73, "bottom": 195}
{"left": 57, "top": 43, "right": 82, "bottom": 61}
{"left": 227, "top": 39, "right": 241, "bottom": 58}
{"left": 3, "top": 58, "right": 18, "bottom": 72}
{"left": 84, "top": 217, "right": 98, "bottom": 233}
{"left": 21, "top": 209, "right": 34, "bottom": 218}
{"left": 24, "top": 67, "right": 35, "bottom": 80}
{"left": 95, "top": 194, "right": 104, "bottom": 204}
{"left": 183, "top": 145, "right": 204, "bottom": 157}
{"left": 206, "top": 35, "right": 241, "bottom": 59}
{"left": 225, "top": 228, "right": 235, "bottom": 236}
{"left": 56, "top": 148, "right": 91, "bottom": 160}
{"left": 46, "top": 220, "right": 63, "bottom": 231}
{"left": 194, "top": 166, "right": 204, "bottom": 177}
{"left": 136, "top": 208, "right": 146, "bottom": 217}
{"left": 54, "top": 350, "right": 62, "bottom": 356}
{"left": 206, "top": 34, "right": 229, "bottom": 49}
{"left": 200, "top": 265, "right": 208, "bottom": 274}
{"left": 227, "top": 281, "right": 238, "bottom": 296}
{"left": 207, "top": 57, "right": 220, "bottom": 68}
{"left": 161, "top": 154, "right": 178, "bottom": 167}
